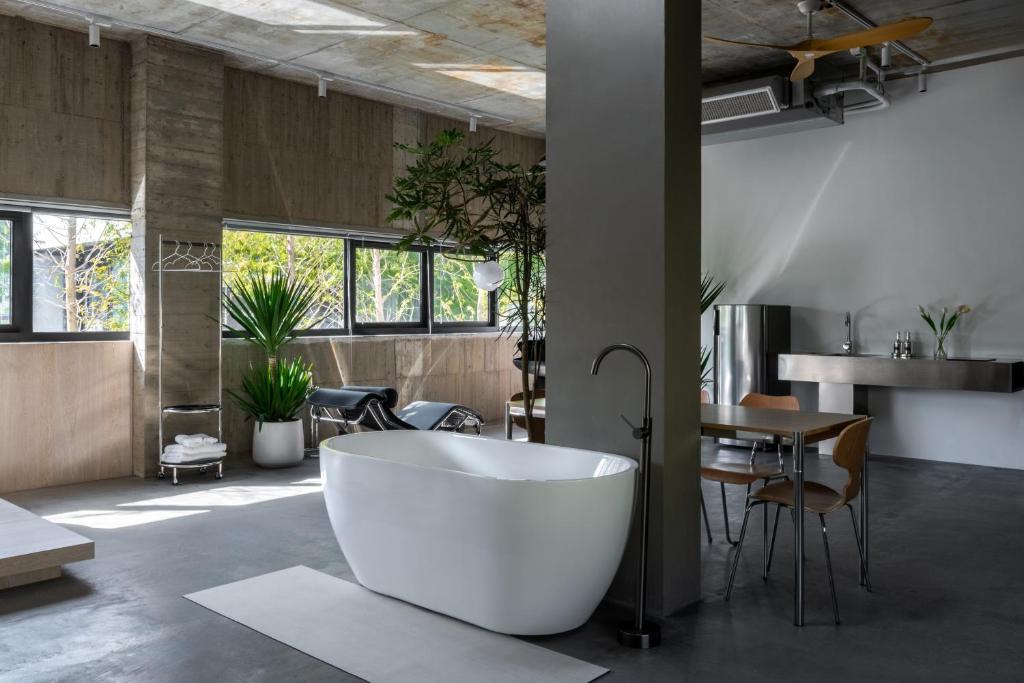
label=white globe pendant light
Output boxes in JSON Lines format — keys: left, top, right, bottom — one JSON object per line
{"left": 472, "top": 260, "right": 503, "bottom": 291}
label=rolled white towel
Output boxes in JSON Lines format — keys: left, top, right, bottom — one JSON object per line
{"left": 162, "top": 443, "right": 226, "bottom": 464}
{"left": 165, "top": 442, "right": 226, "bottom": 454}
{"left": 175, "top": 433, "right": 218, "bottom": 447}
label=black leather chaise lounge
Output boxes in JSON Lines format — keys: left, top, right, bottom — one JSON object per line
{"left": 307, "top": 385, "right": 484, "bottom": 448}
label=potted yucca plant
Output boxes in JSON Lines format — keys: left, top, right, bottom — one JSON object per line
{"left": 223, "top": 271, "right": 322, "bottom": 468}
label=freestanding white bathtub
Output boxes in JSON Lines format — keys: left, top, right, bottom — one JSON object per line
{"left": 320, "top": 430, "right": 637, "bottom": 636}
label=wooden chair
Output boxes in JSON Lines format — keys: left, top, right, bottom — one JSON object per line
{"left": 510, "top": 389, "right": 545, "bottom": 443}
{"left": 701, "top": 393, "right": 799, "bottom": 546}
{"left": 726, "top": 417, "right": 873, "bottom": 624}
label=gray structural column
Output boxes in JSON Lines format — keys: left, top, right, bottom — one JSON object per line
{"left": 546, "top": 2, "right": 702, "bottom": 615}
{"left": 130, "top": 36, "right": 225, "bottom": 477}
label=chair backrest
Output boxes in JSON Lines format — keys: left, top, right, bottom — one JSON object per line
{"left": 739, "top": 392, "right": 800, "bottom": 411}
{"left": 832, "top": 417, "right": 873, "bottom": 505}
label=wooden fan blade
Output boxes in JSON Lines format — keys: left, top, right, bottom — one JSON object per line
{"left": 704, "top": 35, "right": 794, "bottom": 51}
{"left": 811, "top": 17, "right": 933, "bottom": 52}
{"left": 788, "top": 57, "right": 817, "bottom": 82}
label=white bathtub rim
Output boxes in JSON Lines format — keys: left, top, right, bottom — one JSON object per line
{"left": 319, "top": 431, "right": 637, "bottom": 484}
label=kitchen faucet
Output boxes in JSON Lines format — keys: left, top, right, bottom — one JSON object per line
{"left": 843, "top": 312, "right": 854, "bottom": 355}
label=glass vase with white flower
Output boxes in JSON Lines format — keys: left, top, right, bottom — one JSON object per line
{"left": 918, "top": 304, "right": 971, "bottom": 360}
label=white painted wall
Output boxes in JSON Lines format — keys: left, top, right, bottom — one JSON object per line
{"left": 701, "top": 56, "right": 1024, "bottom": 470}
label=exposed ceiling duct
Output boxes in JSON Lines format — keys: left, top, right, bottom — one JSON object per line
{"left": 701, "top": 79, "right": 785, "bottom": 126}
{"left": 701, "top": 76, "right": 844, "bottom": 145}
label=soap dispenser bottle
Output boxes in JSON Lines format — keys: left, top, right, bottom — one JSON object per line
{"left": 904, "top": 329, "right": 913, "bottom": 359}
{"left": 892, "top": 331, "right": 902, "bottom": 359}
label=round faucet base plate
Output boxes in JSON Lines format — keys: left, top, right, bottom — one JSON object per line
{"left": 617, "top": 621, "right": 661, "bottom": 649}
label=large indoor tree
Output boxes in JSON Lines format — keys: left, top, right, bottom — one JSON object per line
{"left": 388, "top": 129, "right": 546, "bottom": 440}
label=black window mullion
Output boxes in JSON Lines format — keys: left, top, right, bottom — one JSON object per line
{"left": 345, "top": 238, "right": 355, "bottom": 337}
{"left": 425, "top": 247, "right": 434, "bottom": 335}
{"left": 0, "top": 211, "right": 33, "bottom": 338}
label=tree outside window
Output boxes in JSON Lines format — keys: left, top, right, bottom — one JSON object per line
{"left": 31, "top": 214, "right": 131, "bottom": 332}
{"left": 223, "top": 229, "right": 346, "bottom": 329}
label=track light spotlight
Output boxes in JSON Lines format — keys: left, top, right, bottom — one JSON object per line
{"left": 468, "top": 115, "right": 480, "bottom": 133}
{"left": 880, "top": 42, "right": 891, "bottom": 68}
{"left": 317, "top": 76, "right": 331, "bottom": 98}
{"left": 88, "top": 20, "right": 100, "bottom": 48}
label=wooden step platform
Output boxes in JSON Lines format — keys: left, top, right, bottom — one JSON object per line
{"left": 0, "top": 498, "right": 94, "bottom": 589}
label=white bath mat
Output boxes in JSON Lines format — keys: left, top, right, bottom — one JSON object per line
{"left": 185, "top": 565, "right": 609, "bottom": 683}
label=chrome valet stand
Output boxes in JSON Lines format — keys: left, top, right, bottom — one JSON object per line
{"left": 154, "top": 237, "right": 226, "bottom": 485}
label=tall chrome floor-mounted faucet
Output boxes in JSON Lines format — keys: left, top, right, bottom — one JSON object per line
{"left": 843, "top": 312, "right": 854, "bottom": 355}
{"left": 591, "top": 343, "right": 660, "bottom": 649}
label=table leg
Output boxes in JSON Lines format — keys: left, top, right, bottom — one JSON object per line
{"left": 860, "top": 445, "right": 871, "bottom": 589}
{"left": 793, "top": 431, "right": 805, "bottom": 626}
{"left": 504, "top": 402, "right": 512, "bottom": 440}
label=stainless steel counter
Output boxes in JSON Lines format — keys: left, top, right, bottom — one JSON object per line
{"left": 778, "top": 353, "right": 1024, "bottom": 393}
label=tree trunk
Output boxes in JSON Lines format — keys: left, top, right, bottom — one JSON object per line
{"left": 286, "top": 234, "right": 296, "bottom": 280}
{"left": 63, "top": 217, "right": 78, "bottom": 331}
{"left": 476, "top": 286, "right": 488, "bottom": 322}
{"left": 520, "top": 235, "right": 536, "bottom": 442}
{"left": 372, "top": 250, "right": 385, "bottom": 321}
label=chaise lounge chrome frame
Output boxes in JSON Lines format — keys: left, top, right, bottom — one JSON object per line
{"left": 309, "top": 392, "right": 483, "bottom": 453}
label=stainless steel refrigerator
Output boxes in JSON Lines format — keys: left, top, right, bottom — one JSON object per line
{"left": 713, "top": 304, "right": 791, "bottom": 445}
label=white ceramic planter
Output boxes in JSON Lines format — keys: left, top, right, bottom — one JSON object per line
{"left": 252, "top": 419, "right": 304, "bottom": 468}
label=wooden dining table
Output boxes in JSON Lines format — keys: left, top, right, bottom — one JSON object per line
{"left": 701, "top": 403, "right": 868, "bottom": 626}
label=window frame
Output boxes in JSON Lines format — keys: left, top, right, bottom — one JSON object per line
{"left": 222, "top": 224, "right": 350, "bottom": 337}
{"left": 429, "top": 247, "right": 498, "bottom": 333}
{"left": 348, "top": 238, "right": 430, "bottom": 335}
{"left": 0, "top": 207, "right": 132, "bottom": 343}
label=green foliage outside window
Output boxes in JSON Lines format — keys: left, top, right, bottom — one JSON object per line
{"left": 353, "top": 247, "right": 421, "bottom": 323}
{"left": 0, "top": 220, "right": 11, "bottom": 325}
{"left": 223, "top": 229, "right": 346, "bottom": 329}
{"left": 434, "top": 253, "right": 490, "bottom": 323}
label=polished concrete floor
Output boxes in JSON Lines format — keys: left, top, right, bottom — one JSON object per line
{"left": 1, "top": 444, "right": 1022, "bottom": 682}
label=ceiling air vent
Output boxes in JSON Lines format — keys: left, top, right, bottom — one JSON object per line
{"left": 702, "top": 83, "right": 783, "bottom": 125}
{"left": 701, "top": 76, "right": 843, "bottom": 145}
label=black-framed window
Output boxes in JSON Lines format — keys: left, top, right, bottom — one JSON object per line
{"left": 0, "top": 214, "right": 13, "bottom": 327}
{"left": 222, "top": 227, "right": 347, "bottom": 334}
{"left": 349, "top": 240, "right": 426, "bottom": 332}
{"left": 223, "top": 224, "right": 498, "bottom": 337}
{"left": 432, "top": 249, "right": 497, "bottom": 329}
{"left": 0, "top": 209, "right": 132, "bottom": 342}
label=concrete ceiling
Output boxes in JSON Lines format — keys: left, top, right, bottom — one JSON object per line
{"left": 0, "top": 0, "right": 547, "bottom": 136}
{"left": 2, "top": 1, "right": 1023, "bottom": 137}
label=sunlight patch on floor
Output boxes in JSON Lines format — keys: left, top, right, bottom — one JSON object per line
{"left": 44, "top": 508, "right": 209, "bottom": 530}
{"left": 118, "top": 484, "right": 323, "bottom": 508}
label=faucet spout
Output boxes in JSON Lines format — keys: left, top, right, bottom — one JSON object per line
{"left": 591, "top": 343, "right": 652, "bottom": 426}
{"left": 843, "top": 312, "right": 854, "bottom": 355}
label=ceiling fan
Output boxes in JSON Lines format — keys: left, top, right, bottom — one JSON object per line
{"left": 705, "top": 0, "right": 932, "bottom": 82}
